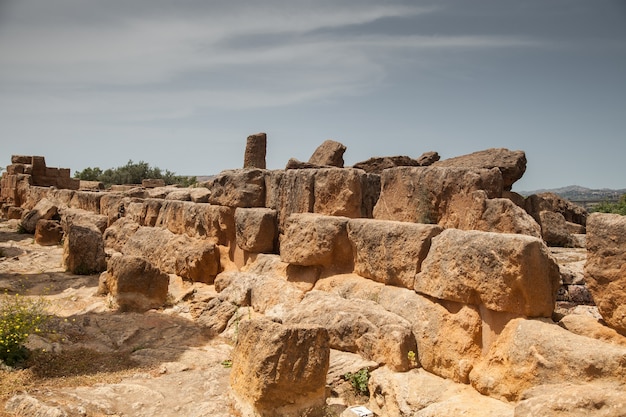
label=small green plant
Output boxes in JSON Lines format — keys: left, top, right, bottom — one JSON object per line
{"left": 592, "top": 194, "right": 626, "bottom": 216}
{"left": 221, "top": 359, "right": 233, "bottom": 368}
{"left": 0, "top": 292, "right": 49, "bottom": 366}
{"left": 344, "top": 368, "right": 370, "bottom": 396}
{"left": 407, "top": 350, "right": 417, "bottom": 367}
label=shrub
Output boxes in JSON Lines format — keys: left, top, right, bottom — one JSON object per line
{"left": 74, "top": 160, "right": 196, "bottom": 188}
{"left": 592, "top": 194, "right": 626, "bottom": 216}
{"left": 344, "top": 368, "right": 370, "bottom": 396}
{"left": 0, "top": 292, "right": 49, "bottom": 366}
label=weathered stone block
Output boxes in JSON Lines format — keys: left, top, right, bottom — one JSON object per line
{"left": 208, "top": 169, "right": 266, "bottom": 208}
{"left": 63, "top": 222, "right": 107, "bottom": 275}
{"left": 313, "top": 168, "right": 364, "bottom": 218}
{"left": 230, "top": 319, "right": 329, "bottom": 417}
{"left": 35, "top": 219, "right": 63, "bottom": 246}
{"left": 235, "top": 207, "right": 277, "bottom": 253}
{"left": 415, "top": 229, "right": 560, "bottom": 317}
{"left": 347, "top": 219, "right": 442, "bottom": 289}
{"left": 243, "top": 132, "right": 267, "bottom": 169}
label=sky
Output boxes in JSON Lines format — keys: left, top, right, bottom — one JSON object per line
{"left": 0, "top": 0, "right": 625, "bottom": 192}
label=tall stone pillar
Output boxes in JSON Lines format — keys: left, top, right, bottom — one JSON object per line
{"left": 244, "top": 132, "right": 267, "bottom": 169}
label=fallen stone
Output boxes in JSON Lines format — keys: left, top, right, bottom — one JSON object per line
{"left": 540, "top": 210, "right": 574, "bottom": 247}
{"left": 35, "top": 219, "right": 63, "bottom": 246}
{"left": 20, "top": 198, "right": 58, "bottom": 233}
{"left": 63, "top": 222, "right": 107, "bottom": 275}
{"left": 308, "top": 139, "right": 346, "bottom": 167}
{"left": 352, "top": 155, "right": 421, "bottom": 174}
{"left": 208, "top": 169, "right": 266, "bottom": 208}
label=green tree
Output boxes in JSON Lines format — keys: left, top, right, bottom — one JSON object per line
{"left": 73, "top": 160, "right": 196, "bottom": 188}
{"left": 592, "top": 194, "right": 626, "bottom": 215}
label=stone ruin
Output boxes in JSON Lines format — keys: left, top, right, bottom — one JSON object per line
{"left": 1, "top": 137, "right": 625, "bottom": 417}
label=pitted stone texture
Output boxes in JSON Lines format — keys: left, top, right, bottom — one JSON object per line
{"left": 243, "top": 132, "right": 267, "bottom": 169}
{"left": 235, "top": 208, "right": 277, "bottom": 253}
{"left": 585, "top": 213, "right": 626, "bottom": 335}
{"left": 313, "top": 168, "right": 365, "bottom": 218}
{"left": 415, "top": 228, "right": 560, "bottom": 317}
{"left": 230, "top": 319, "right": 329, "bottom": 417}
{"left": 347, "top": 219, "right": 442, "bottom": 289}
{"left": 280, "top": 213, "right": 353, "bottom": 272}
{"left": 63, "top": 222, "right": 107, "bottom": 275}
{"left": 307, "top": 139, "right": 346, "bottom": 167}
{"left": 208, "top": 169, "right": 266, "bottom": 208}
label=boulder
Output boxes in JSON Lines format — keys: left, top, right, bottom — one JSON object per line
{"left": 469, "top": 318, "right": 626, "bottom": 401}
{"left": 123, "top": 226, "right": 220, "bottom": 283}
{"left": 525, "top": 192, "right": 588, "bottom": 226}
{"left": 7, "top": 206, "right": 24, "bottom": 220}
{"left": 514, "top": 383, "right": 626, "bottom": 417}
{"left": 98, "top": 254, "right": 169, "bottom": 312}
{"left": 280, "top": 213, "right": 353, "bottom": 272}
{"left": 188, "top": 187, "right": 211, "bottom": 203}
{"left": 461, "top": 192, "right": 542, "bottom": 237}
{"left": 99, "top": 194, "right": 128, "bottom": 226}
{"left": 235, "top": 208, "right": 277, "bottom": 253}
{"left": 63, "top": 222, "right": 107, "bottom": 275}
{"left": 352, "top": 155, "right": 421, "bottom": 174}
{"left": 584, "top": 213, "right": 626, "bottom": 335}
{"left": 313, "top": 168, "right": 365, "bottom": 218}
{"left": 20, "top": 198, "right": 59, "bottom": 233}
{"left": 416, "top": 151, "right": 441, "bottom": 166}
{"left": 79, "top": 180, "right": 104, "bottom": 191}
{"left": 558, "top": 314, "right": 626, "bottom": 348}
{"left": 283, "top": 290, "right": 416, "bottom": 371}
{"left": 69, "top": 191, "right": 102, "bottom": 213}
{"left": 34, "top": 219, "right": 63, "bottom": 246}
{"left": 368, "top": 367, "right": 514, "bottom": 417}
{"left": 308, "top": 139, "right": 346, "bottom": 167}
{"left": 372, "top": 166, "right": 503, "bottom": 225}
{"left": 539, "top": 210, "right": 573, "bottom": 247}
{"left": 243, "top": 132, "right": 267, "bottom": 169}
{"left": 415, "top": 229, "right": 561, "bottom": 317}
{"left": 378, "top": 285, "right": 482, "bottom": 383}
{"left": 347, "top": 219, "right": 443, "bottom": 289}
{"left": 193, "top": 297, "right": 239, "bottom": 335}
{"left": 230, "top": 319, "right": 330, "bottom": 417}
{"left": 208, "top": 169, "right": 266, "bottom": 208}
{"left": 433, "top": 148, "right": 526, "bottom": 191}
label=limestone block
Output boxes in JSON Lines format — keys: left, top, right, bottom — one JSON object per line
{"left": 141, "top": 178, "right": 165, "bottom": 188}
{"left": 35, "top": 219, "right": 63, "bottom": 246}
{"left": 368, "top": 367, "right": 514, "bottom": 417}
{"left": 558, "top": 314, "right": 626, "bottom": 348}
{"left": 98, "top": 254, "right": 169, "bottom": 312}
{"left": 69, "top": 191, "right": 102, "bottom": 213}
{"left": 235, "top": 207, "right": 277, "bottom": 253}
{"left": 123, "top": 226, "right": 220, "bottom": 283}
{"left": 230, "top": 319, "right": 329, "bottom": 417}
{"left": 63, "top": 222, "right": 107, "bottom": 275}
{"left": 208, "top": 169, "right": 266, "bottom": 208}
{"left": 60, "top": 208, "right": 108, "bottom": 233}
{"left": 280, "top": 213, "right": 353, "bottom": 271}
{"left": 347, "top": 219, "right": 442, "bottom": 289}
{"left": 20, "top": 198, "right": 59, "bottom": 233}
{"left": 584, "top": 213, "right": 626, "bottom": 335}
{"left": 433, "top": 147, "right": 526, "bottom": 191}
{"left": 283, "top": 290, "right": 416, "bottom": 371}
{"left": 266, "top": 169, "right": 315, "bottom": 232}
{"left": 415, "top": 229, "right": 560, "bottom": 317}
{"left": 378, "top": 286, "right": 482, "bottom": 383}
{"left": 313, "top": 168, "right": 364, "bottom": 218}
{"left": 47, "top": 189, "right": 75, "bottom": 207}
{"left": 189, "top": 187, "right": 210, "bottom": 203}
{"left": 308, "top": 139, "right": 346, "bottom": 167}
{"left": 514, "top": 382, "right": 626, "bottom": 417}
{"left": 469, "top": 318, "right": 626, "bottom": 401}
{"left": 525, "top": 192, "right": 588, "bottom": 226}
{"left": 460, "top": 191, "right": 542, "bottom": 237}
{"left": 540, "top": 210, "right": 573, "bottom": 247}
{"left": 164, "top": 189, "right": 191, "bottom": 201}
{"left": 373, "top": 166, "right": 503, "bottom": 225}
{"left": 243, "top": 132, "right": 267, "bottom": 169}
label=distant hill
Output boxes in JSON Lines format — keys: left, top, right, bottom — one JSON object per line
{"left": 519, "top": 185, "right": 626, "bottom": 202}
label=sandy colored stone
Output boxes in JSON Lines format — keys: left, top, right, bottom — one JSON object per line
{"left": 584, "top": 213, "right": 626, "bottom": 335}
{"left": 207, "top": 169, "right": 267, "bottom": 208}
{"left": 313, "top": 168, "right": 364, "bottom": 218}
{"left": 559, "top": 314, "right": 626, "bottom": 348}
{"left": 470, "top": 318, "right": 626, "bottom": 401}
{"left": 63, "top": 222, "right": 107, "bottom": 275}
{"left": 20, "top": 197, "right": 58, "bottom": 233}
{"left": 415, "top": 229, "right": 560, "bottom": 317}
{"left": 244, "top": 132, "right": 267, "bottom": 169}
{"left": 235, "top": 207, "right": 277, "bottom": 253}
{"left": 35, "top": 219, "right": 63, "bottom": 246}
{"left": 308, "top": 139, "right": 346, "bottom": 167}
{"left": 230, "top": 319, "right": 330, "bottom": 417}
{"left": 347, "top": 219, "right": 443, "bottom": 289}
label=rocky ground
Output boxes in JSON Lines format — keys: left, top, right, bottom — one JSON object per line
{"left": 0, "top": 218, "right": 609, "bottom": 417}
{"left": 0, "top": 219, "right": 376, "bottom": 417}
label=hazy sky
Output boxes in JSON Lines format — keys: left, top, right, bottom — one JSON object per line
{"left": 1, "top": 0, "right": 625, "bottom": 191}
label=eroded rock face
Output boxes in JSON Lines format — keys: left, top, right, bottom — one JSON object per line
{"left": 98, "top": 254, "right": 169, "bottom": 312}
{"left": 244, "top": 133, "right": 267, "bottom": 169}
{"left": 308, "top": 139, "right": 346, "bottom": 167}
{"left": 63, "top": 222, "right": 107, "bottom": 275}
{"left": 283, "top": 290, "right": 416, "bottom": 371}
{"left": 585, "top": 213, "right": 626, "bottom": 335}
{"left": 280, "top": 213, "right": 353, "bottom": 272}
{"left": 347, "top": 219, "right": 443, "bottom": 289}
{"left": 469, "top": 318, "right": 626, "bottom": 401}
{"left": 352, "top": 155, "right": 421, "bottom": 174}
{"left": 230, "top": 319, "right": 330, "bottom": 417}
{"left": 433, "top": 148, "right": 526, "bottom": 191}
{"left": 415, "top": 229, "right": 560, "bottom": 317}
{"left": 235, "top": 208, "right": 277, "bottom": 253}
{"left": 368, "top": 367, "right": 514, "bottom": 417}
{"left": 373, "top": 166, "right": 503, "bottom": 225}
{"left": 539, "top": 210, "right": 573, "bottom": 247}
{"left": 35, "top": 219, "right": 63, "bottom": 246}
{"left": 123, "top": 226, "right": 220, "bottom": 283}
{"left": 208, "top": 169, "right": 266, "bottom": 208}
{"left": 313, "top": 168, "right": 364, "bottom": 218}
{"left": 525, "top": 192, "right": 588, "bottom": 227}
